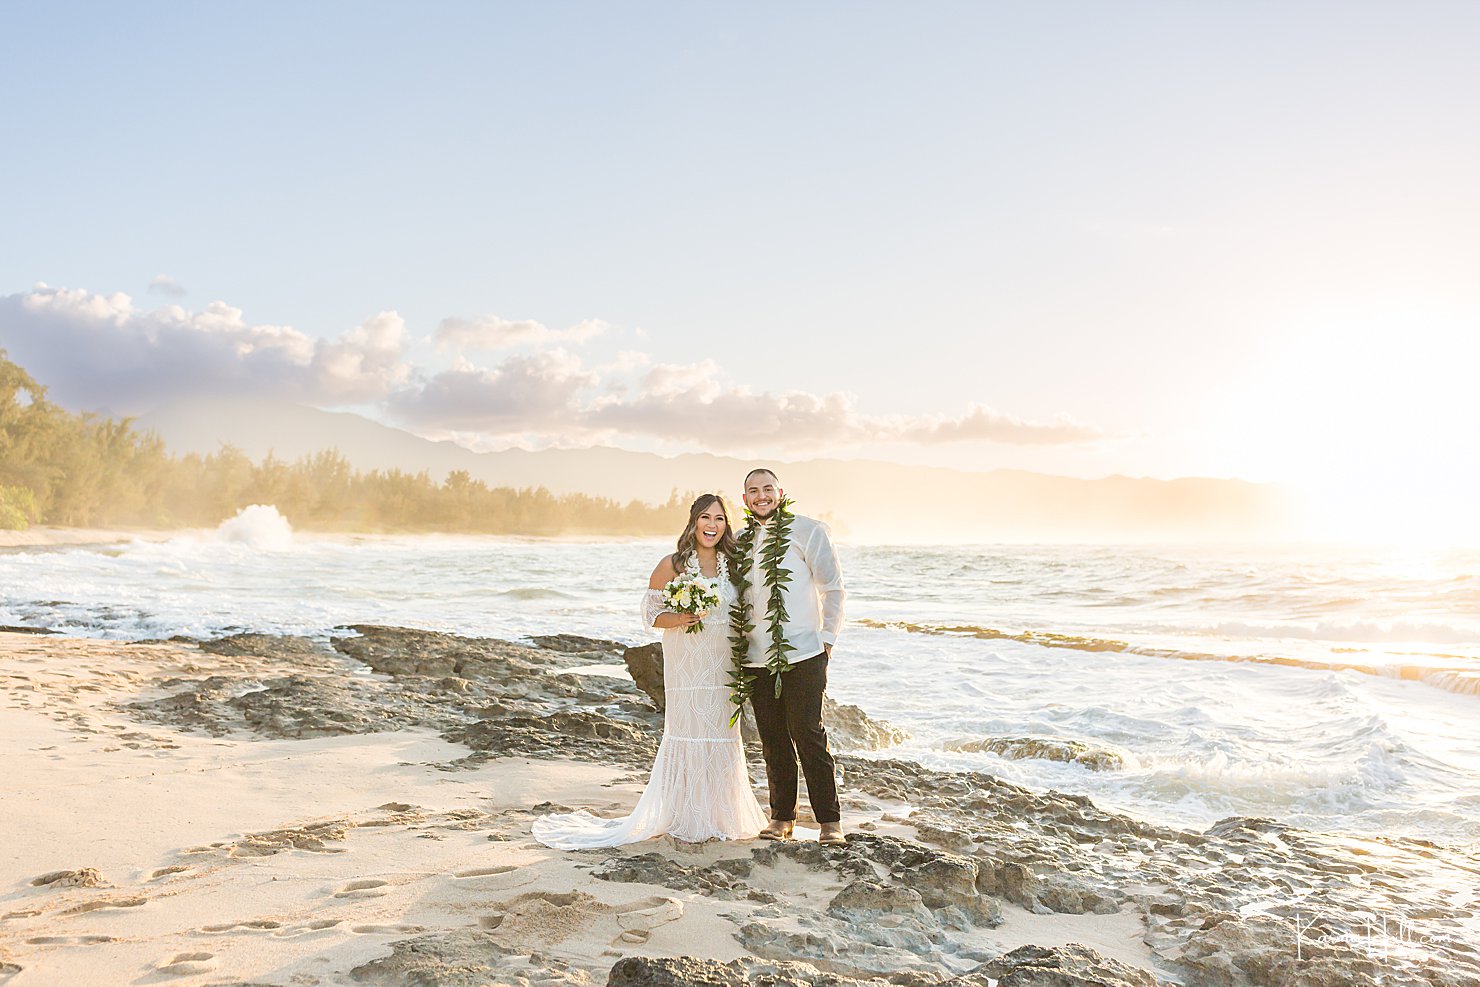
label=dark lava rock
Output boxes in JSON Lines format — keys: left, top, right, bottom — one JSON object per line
{"left": 622, "top": 642, "right": 665, "bottom": 708}
{"left": 593, "top": 852, "right": 772, "bottom": 901}
{"left": 825, "top": 698, "right": 911, "bottom": 751}
{"left": 1175, "top": 912, "right": 1388, "bottom": 987}
{"left": 835, "top": 833, "right": 1002, "bottom": 926}
{"left": 981, "top": 943, "right": 1160, "bottom": 986}
{"left": 448, "top": 709, "right": 658, "bottom": 767}
{"left": 531, "top": 633, "right": 627, "bottom": 657}
{"left": 349, "top": 929, "right": 522, "bottom": 985}
{"left": 944, "top": 735, "right": 1124, "bottom": 771}
{"left": 607, "top": 956, "right": 918, "bottom": 987}
{"left": 128, "top": 672, "right": 442, "bottom": 740}
{"left": 198, "top": 633, "right": 335, "bottom": 663}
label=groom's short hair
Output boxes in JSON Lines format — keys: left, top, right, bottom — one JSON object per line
{"left": 744, "top": 467, "right": 779, "bottom": 487}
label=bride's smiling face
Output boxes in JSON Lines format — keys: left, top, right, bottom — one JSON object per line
{"left": 695, "top": 504, "right": 727, "bottom": 550}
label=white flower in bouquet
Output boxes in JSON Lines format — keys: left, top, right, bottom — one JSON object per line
{"left": 663, "top": 572, "right": 722, "bottom": 634}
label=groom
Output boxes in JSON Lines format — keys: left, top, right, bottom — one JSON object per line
{"left": 736, "top": 467, "right": 847, "bottom": 846}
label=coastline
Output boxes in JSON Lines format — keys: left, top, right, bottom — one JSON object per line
{"left": 0, "top": 527, "right": 195, "bottom": 549}
{"left": 0, "top": 524, "right": 668, "bottom": 551}
{"left": 1, "top": 628, "right": 1475, "bottom": 986}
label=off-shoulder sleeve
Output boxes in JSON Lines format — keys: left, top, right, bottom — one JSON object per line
{"left": 641, "top": 589, "right": 669, "bottom": 634}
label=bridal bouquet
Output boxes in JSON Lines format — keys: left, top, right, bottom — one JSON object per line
{"left": 663, "top": 573, "right": 722, "bottom": 634}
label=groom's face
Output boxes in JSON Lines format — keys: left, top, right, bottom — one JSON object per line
{"left": 743, "top": 472, "right": 782, "bottom": 519}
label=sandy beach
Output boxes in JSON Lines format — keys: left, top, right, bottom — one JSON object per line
{"left": 0, "top": 630, "right": 1162, "bottom": 986}
{"left": 2, "top": 626, "right": 1475, "bottom": 986}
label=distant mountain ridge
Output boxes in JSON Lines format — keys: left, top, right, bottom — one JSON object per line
{"left": 138, "top": 397, "right": 1298, "bottom": 543}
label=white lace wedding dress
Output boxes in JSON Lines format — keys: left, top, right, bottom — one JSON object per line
{"left": 531, "top": 560, "right": 767, "bottom": 848}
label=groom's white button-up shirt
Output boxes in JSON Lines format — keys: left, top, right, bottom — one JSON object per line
{"left": 741, "top": 513, "right": 846, "bottom": 668}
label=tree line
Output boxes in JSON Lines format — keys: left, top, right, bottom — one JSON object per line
{"left": 0, "top": 350, "right": 683, "bottom": 534}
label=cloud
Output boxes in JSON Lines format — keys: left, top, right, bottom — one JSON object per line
{"left": 587, "top": 361, "right": 862, "bottom": 449}
{"left": 433, "top": 314, "right": 608, "bottom": 352}
{"left": 0, "top": 284, "right": 410, "bottom": 413}
{"left": 388, "top": 354, "right": 1101, "bottom": 451}
{"left": 387, "top": 350, "right": 596, "bottom": 431}
{"left": 893, "top": 404, "right": 1102, "bottom": 445}
{"left": 311, "top": 310, "right": 412, "bottom": 401}
{"left": 0, "top": 282, "right": 1103, "bottom": 453}
{"left": 147, "top": 274, "right": 187, "bottom": 297}
{"left": 584, "top": 361, "right": 1101, "bottom": 449}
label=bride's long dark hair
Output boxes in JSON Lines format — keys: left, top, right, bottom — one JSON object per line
{"left": 672, "top": 493, "right": 738, "bottom": 569}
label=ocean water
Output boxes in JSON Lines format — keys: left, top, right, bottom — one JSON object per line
{"left": 3, "top": 505, "right": 1478, "bottom": 850}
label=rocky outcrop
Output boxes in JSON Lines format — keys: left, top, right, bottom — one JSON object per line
{"left": 825, "top": 697, "right": 911, "bottom": 751}
{"left": 130, "top": 670, "right": 440, "bottom": 739}
{"left": 621, "top": 642, "right": 665, "bottom": 708}
{"left": 606, "top": 945, "right": 1164, "bottom": 987}
{"left": 594, "top": 851, "right": 774, "bottom": 901}
{"left": 944, "top": 735, "right": 1124, "bottom": 771}
{"left": 115, "top": 625, "right": 1480, "bottom": 987}
{"left": 982, "top": 943, "right": 1160, "bottom": 986}
{"left": 606, "top": 956, "right": 913, "bottom": 987}
{"left": 348, "top": 929, "right": 534, "bottom": 986}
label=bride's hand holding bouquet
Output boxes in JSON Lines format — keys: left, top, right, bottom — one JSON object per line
{"left": 663, "top": 572, "right": 722, "bottom": 634}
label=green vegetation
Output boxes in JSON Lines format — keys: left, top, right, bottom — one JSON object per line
{"left": 0, "top": 350, "right": 683, "bottom": 534}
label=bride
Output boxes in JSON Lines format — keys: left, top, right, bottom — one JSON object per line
{"left": 532, "top": 493, "right": 767, "bottom": 848}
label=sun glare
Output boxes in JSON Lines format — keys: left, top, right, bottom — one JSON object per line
{"left": 1206, "top": 307, "right": 1479, "bottom": 546}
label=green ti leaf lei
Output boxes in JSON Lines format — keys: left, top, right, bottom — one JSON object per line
{"left": 726, "top": 496, "right": 796, "bottom": 726}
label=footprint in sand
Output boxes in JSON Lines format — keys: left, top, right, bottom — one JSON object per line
{"left": 477, "top": 891, "right": 683, "bottom": 948}
{"left": 149, "top": 865, "right": 191, "bottom": 881}
{"left": 200, "top": 920, "right": 282, "bottom": 933}
{"left": 351, "top": 924, "right": 427, "bottom": 935}
{"left": 333, "top": 879, "right": 389, "bottom": 899}
{"left": 453, "top": 865, "right": 518, "bottom": 879}
{"left": 61, "top": 896, "right": 146, "bottom": 916}
{"left": 25, "top": 935, "right": 116, "bottom": 946}
{"left": 30, "top": 869, "right": 104, "bottom": 888}
{"left": 611, "top": 896, "right": 684, "bottom": 945}
{"left": 157, "top": 952, "right": 217, "bottom": 976}
{"left": 272, "top": 919, "right": 342, "bottom": 937}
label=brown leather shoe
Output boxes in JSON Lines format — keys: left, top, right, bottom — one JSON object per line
{"left": 818, "top": 822, "right": 846, "bottom": 846}
{"left": 758, "top": 819, "right": 795, "bottom": 841}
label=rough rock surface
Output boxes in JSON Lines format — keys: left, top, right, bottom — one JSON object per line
{"left": 944, "top": 735, "right": 1125, "bottom": 771}
{"left": 348, "top": 928, "right": 582, "bottom": 986}
{"left": 982, "top": 943, "right": 1160, "bottom": 986}
{"left": 607, "top": 956, "right": 910, "bottom": 986}
{"left": 621, "top": 642, "right": 665, "bottom": 708}
{"left": 593, "top": 852, "right": 774, "bottom": 902}
{"left": 606, "top": 945, "right": 1165, "bottom": 987}
{"left": 107, "top": 624, "right": 1479, "bottom": 987}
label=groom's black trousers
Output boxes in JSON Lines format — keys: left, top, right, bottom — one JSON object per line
{"left": 749, "top": 652, "right": 841, "bottom": 824}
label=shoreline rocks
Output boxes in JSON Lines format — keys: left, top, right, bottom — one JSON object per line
{"left": 111, "top": 625, "right": 1479, "bottom": 987}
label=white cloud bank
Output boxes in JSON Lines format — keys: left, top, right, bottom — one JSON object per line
{"left": 0, "top": 284, "right": 409, "bottom": 412}
{"left": 433, "top": 314, "right": 608, "bottom": 351}
{"left": 0, "top": 284, "right": 1102, "bottom": 452}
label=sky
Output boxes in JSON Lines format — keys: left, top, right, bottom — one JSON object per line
{"left": 2, "top": 2, "right": 1478, "bottom": 541}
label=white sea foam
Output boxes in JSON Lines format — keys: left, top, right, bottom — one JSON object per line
{"left": 1199, "top": 618, "right": 1480, "bottom": 645}
{"left": 214, "top": 504, "right": 295, "bottom": 551}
